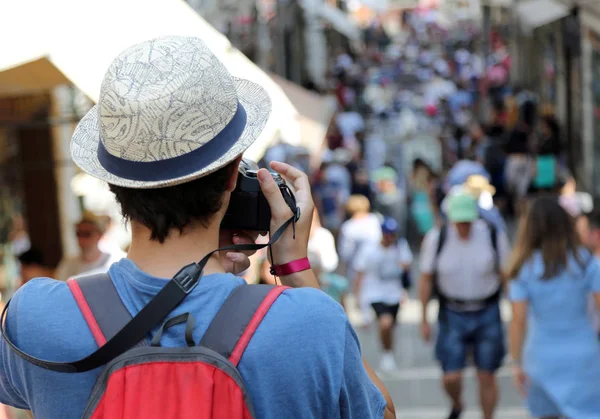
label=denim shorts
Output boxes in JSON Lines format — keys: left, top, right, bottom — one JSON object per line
{"left": 435, "top": 303, "right": 505, "bottom": 373}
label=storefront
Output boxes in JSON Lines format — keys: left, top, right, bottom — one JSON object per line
{"left": 0, "top": 93, "right": 63, "bottom": 294}
{"left": 586, "top": 28, "right": 600, "bottom": 196}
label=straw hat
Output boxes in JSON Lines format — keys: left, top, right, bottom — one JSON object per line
{"left": 71, "top": 36, "right": 271, "bottom": 189}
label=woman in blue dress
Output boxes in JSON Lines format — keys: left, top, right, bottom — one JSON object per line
{"left": 507, "top": 195, "right": 600, "bottom": 419}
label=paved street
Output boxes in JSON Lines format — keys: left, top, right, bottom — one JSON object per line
{"left": 352, "top": 298, "right": 529, "bottom": 419}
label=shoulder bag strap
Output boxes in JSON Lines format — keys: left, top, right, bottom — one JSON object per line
{"left": 199, "top": 284, "right": 289, "bottom": 367}
{"left": 67, "top": 273, "right": 147, "bottom": 348}
{"left": 433, "top": 224, "right": 448, "bottom": 302}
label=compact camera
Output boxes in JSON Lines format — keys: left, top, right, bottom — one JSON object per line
{"left": 221, "top": 159, "right": 297, "bottom": 231}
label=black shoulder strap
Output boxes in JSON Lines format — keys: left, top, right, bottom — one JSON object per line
{"left": 436, "top": 224, "right": 447, "bottom": 259}
{"left": 70, "top": 273, "right": 147, "bottom": 347}
{"left": 488, "top": 223, "right": 499, "bottom": 272}
{"left": 199, "top": 284, "right": 286, "bottom": 366}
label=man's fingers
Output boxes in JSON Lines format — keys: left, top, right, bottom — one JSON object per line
{"left": 257, "top": 168, "right": 292, "bottom": 219}
{"left": 270, "top": 161, "right": 311, "bottom": 196}
{"left": 226, "top": 252, "right": 251, "bottom": 274}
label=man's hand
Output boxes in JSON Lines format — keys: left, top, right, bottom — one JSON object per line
{"left": 257, "top": 161, "right": 314, "bottom": 264}
{"left": 218, "top": 229, "right": 260, "bottom": 275}
{"left": 258, "top": 161, "right": 319, "bottom": 289}
{"left": 420, "top": 322, "right": 431, "bottom": 343}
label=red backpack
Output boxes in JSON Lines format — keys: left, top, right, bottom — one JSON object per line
{"left": 3, "top": 272, "right": 288, "bottom": 419}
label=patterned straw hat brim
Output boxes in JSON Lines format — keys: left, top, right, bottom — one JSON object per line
{"left": 72, "top": 78, "right": 270, "bottom": 189}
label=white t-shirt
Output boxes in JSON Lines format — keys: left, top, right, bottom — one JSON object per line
{"left": 338, "top": 214, "right": 382, "bottom": 269}
{"left": 336, "top": 111, "right": 365, "bottom": 138}
{"left": 354, "top": 240, "right": 413, "bottom": 305}
{"left": 308, "top": 227, "right": 339, "bottom": 273}
{"left": 420, "top": 220, "right": 510, "bottom": 301}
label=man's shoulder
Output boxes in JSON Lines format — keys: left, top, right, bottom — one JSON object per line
{"left": 274, "top": 287, "right": 346, "bottom": 322}
{"left": 256, "top": 287, "right": 349, "bottom": 344}
{"left": 6, "top": 278, "right": 96, "bottom": 360}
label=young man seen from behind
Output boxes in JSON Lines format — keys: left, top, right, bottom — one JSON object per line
{"left": 0, "top": 37, "right": 395, "bottom": 419}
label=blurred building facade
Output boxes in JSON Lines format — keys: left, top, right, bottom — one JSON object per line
{"left": 496, "top": 0, "right": 600, "bottom": 195}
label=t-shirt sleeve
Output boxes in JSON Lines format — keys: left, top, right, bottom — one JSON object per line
{"left": 419, "top": 229, "right": 440, "bottom": 275}
{"left": 398, "top": 238, "right": 413, "bottom": 265}
{"left": 509, "top": 264, "right": 529, "bottom": 302}
{"left": 339, "top": 322, "right": 387, "bottom": 418}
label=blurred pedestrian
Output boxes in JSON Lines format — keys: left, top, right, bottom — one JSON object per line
{"left": 419, "top": 191, "right": 510, "bottom": 419}
{"left": 338, "top": 195, "right": 382, "bottom": 281}
{"left": 54, "top": 211, "right": 124, "bottom": 281}
{"left": 307, "top": 210, "right": 339, "bottom": 273}
{"left": 507, "top": 196, "right": 600, "bottom": 418}
{"left": 17, "top": 248, "right": 53, "bottom": 286}
{"left": 354, "top": 217, "right": 412, "bottom": 372}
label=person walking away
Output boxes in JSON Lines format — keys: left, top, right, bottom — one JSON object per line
{"left": 528, "top": 115, "right": 563, "bottom": 195}
{"left": 354, "top": 218, "right": 413, "bottom": 372}
{"left": 507, "top": 196, "right": 600, "bottom": 418}
{"left": 54, "top": 211, "right": 125, "bottom": 281}
{"left": 0, "top": 37, "right": 395, "bottom": 419}
{"left": 419, "top": 191, "right": 510, "bottom": 419}
{"left": 409, "top": 159, "right": 436, "bottom": 242}
{"left": 307, "top": 210, "right": 339, "bottom": 274}
{"left": 314, "top": 150, "right": 352, "bottom": 235}
{"left": 338, "top": 195, "right": 382, "bottom": 322}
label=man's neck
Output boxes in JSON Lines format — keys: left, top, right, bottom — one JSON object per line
{"left": 127, "top": 222, "right": 225, "bottom": 279}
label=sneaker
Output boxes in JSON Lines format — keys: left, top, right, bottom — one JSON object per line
{"left": 379, "top": 352, "right": 398, "bottom": 372}
{"left": 447, "top": 406, "right": 462, "bottom": 419}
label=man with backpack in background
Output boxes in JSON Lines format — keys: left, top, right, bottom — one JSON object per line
{"left": 418, "top": 191, "right": 510, "bottom": 419}
{"left": 0, "top": 37, "right": 395, "bottom": 419}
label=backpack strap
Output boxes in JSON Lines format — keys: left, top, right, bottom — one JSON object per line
{"left": 433, "top": 224, "right": 448, "bottom": 303}
{"left": 488, "top": 223, "right": 499, "bottom": 272}
{"left": 199, "top": 284, "right": 288, "bottom": 366}
{"left": 67, "top": 273, "right": 147, "bottom": 348}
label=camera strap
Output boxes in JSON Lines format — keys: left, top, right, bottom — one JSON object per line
{"left": 0, "top": 210, "right": 301, "bottom": 373}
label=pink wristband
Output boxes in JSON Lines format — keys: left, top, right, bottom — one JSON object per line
{"left": 271, "top": 257, "right": 311, "bottom": 276}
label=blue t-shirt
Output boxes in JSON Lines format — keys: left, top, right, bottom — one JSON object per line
{"left": 0, "top": 259, "right": 385, "bottom": 419}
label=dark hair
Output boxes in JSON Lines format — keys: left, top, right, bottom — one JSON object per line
{"left": 541, "top": 115, "right": 560, "bottom": 138}
{"left": 508, "top": 195, "right": 583, "bottom": 279}
{"left": 109, "top": 163, "right": 234, "bottom": 243}
{"left": 18, "top": 247, "right": 45, "bottom": 266}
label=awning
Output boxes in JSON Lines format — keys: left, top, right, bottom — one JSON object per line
{"left": 0, "top": 0, "right": 302, "bottom": 161}
{"left": 270, "top": 75, "right": 337, "bottom": 164}
{"left": 516, "top": 0, "right": 570, "bottom": 30}
{"left": 316, "top": 3, "right": 362, "bottom": 41}
{"left": 481, "top": 0, "right": 513, "bottom": 7}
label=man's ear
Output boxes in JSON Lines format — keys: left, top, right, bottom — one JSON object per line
{"left": 226, "top": 156, "right": 243, "bottom": 192}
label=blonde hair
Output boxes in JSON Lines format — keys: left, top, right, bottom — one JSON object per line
{"left": 346, "top": 195, "right": 370, "bottom": 216}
